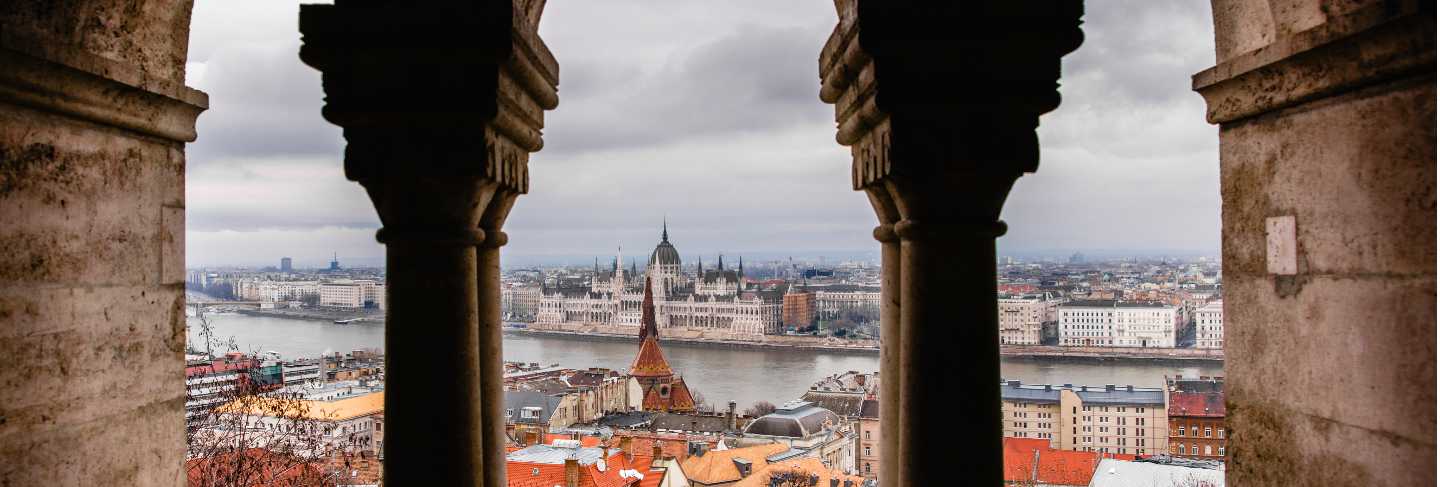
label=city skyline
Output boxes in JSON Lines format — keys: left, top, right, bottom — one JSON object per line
{"left": 183, "top": 0, "right": 1220, "bottom": 267}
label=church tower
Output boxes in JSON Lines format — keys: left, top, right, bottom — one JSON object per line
{"left": 630, "top": 276, "right": 695, "bottom": 412}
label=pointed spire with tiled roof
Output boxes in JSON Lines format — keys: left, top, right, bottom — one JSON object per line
{"left": 631, "top": 277, "right": 673, "bottom": 378}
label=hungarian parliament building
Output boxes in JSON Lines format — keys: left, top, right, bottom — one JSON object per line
{"left": 535, "top": 225, "right": 785, "bottom": 337}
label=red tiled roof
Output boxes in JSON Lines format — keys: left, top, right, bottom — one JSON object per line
{"left": 544, "top": 433, "right": 604, "bottom": 448}
{"left": 631, "top": 336, "right": 675, "bottom": 378}
{"left": 507, "top": 451, "right": 642, "bottom": 487}
{"left": 1002, "top": 438, "right": 1102, "bottom": 487}
{"left": 1169, "top": 390, "right": 1226, "bottom": 417}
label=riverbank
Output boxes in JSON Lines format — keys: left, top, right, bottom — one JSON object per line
{"left": 232, "top": 307, "right": 383, "bottom": 324}
{"left": 505, "top": 327, "right": 1225, "bottom": 364}
{"left": 504, "top": 328, "right": 882, "bottom": 355}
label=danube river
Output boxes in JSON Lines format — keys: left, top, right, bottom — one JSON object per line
{"left": 188, "top": 313, "right": 1222, "bottom": 409}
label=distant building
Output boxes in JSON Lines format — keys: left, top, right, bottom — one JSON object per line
{"left": 1001, "top": 380, "right": 1169, "bottom": 456}
{"left": 738, "top": 400, "right": 855, "bottom": 474}
{"left": 1058, "top": 301, "right": 1181, "bottom": 348}
{"left": 1194, "top": 300, "right": 1224, "bottom": 349}
{"left": 781, "top": 286, "right": 816, "bottom": 328}
{"left": 856, "top": 397, "right": 880, "bottom": 480}
{"left": 998, "top": 293, "right": 1063, "bottom": 345}
{"left": 813, "top": 288, "right": 880, "bottom": 322}
{"left": 280, "top": 257, "right": 292, "bottom": 272}
{"left": 185, "top": 352, "right": 257, "bottom": 426}
{"left": 798, "top": 371, "right": 881, "bottom": 479}
{"left": 215, "top": 390, "right": 384, "bottom": 458}
{"left": 536, "top": 225, "right": 783, "bottom": 337}
{"left": 630, "top": 278, "right": 696, "bottom": 413}
{"left": 319, "top": 279, "right": 384, "bottom": 309}
{"left": 1167, "top": 376, "right": 1227, "bottom": 461}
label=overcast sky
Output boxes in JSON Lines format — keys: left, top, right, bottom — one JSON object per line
{"left": 184, "top": 1, "right": 1219, "bottom": 268}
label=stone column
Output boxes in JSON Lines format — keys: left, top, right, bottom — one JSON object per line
{"left": 301, "top": 1, "right": 557, "bottom": 484}
{"left": 0, "top": 3, "right": 206, "bottom": 485}
{"left": 478, "top": 191, "right": 519, "bottom": 487}
{"left": 1194, "top": 2, "right": 1434, "bottom": 485}
{"left": 819, "top": 2, "right": 1082, "bottom": 485}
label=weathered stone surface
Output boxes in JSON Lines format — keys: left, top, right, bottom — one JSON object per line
{"left": 1201, "top": 1, "right": 1436, "bottom": 485}
{"left": 0, "top": 2, "right": 201, "bottom": 486}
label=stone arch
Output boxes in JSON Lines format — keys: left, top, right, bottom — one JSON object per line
{"left": 0, "top": 1, "right": 1433, "bottom": 486}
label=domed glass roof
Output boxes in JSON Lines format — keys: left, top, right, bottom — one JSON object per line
{"left": 649, "top": 222, "right": 682, "bottom": 267}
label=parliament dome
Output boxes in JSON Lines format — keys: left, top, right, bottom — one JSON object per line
{"left": 649, "top": 223, "right": 682, "bottom": 267}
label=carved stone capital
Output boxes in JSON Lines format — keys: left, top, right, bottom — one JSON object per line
{"left": 300, "top": 0, "right": 558, "bottom": 197}
{"left": 1193, "top": 2, "right": 1433, "bottom": 125}
{"left": 821, "top": 1, "right": 1083, "bottom": 193}
{"left": 822, "top": 1, "right": 1083, "bottom": 232}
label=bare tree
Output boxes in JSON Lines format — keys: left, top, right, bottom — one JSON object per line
{"left": 767, "top": 468, "right": 820, "bottom": 487}
{"left": 745, "top": 401, "right": 777, "bottom": 417}
{"left": 188, "top": 312, "right": 236, "bottom": 359}
{"left": 185, "top": 361, "right": 367, "bottom": 486}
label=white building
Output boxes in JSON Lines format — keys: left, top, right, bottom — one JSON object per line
{"left": 997, "top": 293, "right": 1063, "bottom": 345}
{"left": 1059, "top": 301, "right": 1182, "bottom": 348}
{"left": 235, "top": 280, "right": 321, "bottom": 302}
{"left": 1194, "top": 300, "right": 1224, "bottom": 349}
{"left": 814, "top": 288, "right": 881, "bottom": 321}
{"left": 319, "top": 279, "right": 384, "bottom": 309}
{"left": 536, "top": 225, "right": 783, "bottom": 337}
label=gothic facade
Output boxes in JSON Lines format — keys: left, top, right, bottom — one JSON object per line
{"left": 536, "top": 225, "right": 784, "bottom": 336}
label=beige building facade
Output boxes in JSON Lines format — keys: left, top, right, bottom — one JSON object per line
{"left": 1002, "top": 381, "right": 1168, "bottom": 457}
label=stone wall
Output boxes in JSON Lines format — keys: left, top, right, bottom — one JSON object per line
{"left": 1196, "top": 1, "right": 1435, "bottom": 485}
{"left": 0, "top": 1, "right": 204, "bottom": 485}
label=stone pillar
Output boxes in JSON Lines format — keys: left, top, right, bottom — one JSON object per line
{"left": 0, "top": 2, "right": 206, "bottom": 485}
{"left": 819, "top": 2, "right": 1082, "bottom": 485}
{"left": 1194, "top": 2, "right": 1434, "bottom": 485}
{"left": 478, "top": 191, "right": 519, "bottom": 487}
{"left": 301, "top": 1, "right": 557, "bottom": 484}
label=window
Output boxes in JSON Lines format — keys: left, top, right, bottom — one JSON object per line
{"left": 1175, "top": 443, "right": 1184, "bottom": 454}
{"left": 865, "top": 447, "right": 872, "bottom": 456}
{"left": 865, "top": 464, "right": 871, "bottom": 474}
{"left": 1219, "top": 447, "right": 1226, "bottom": 456}
{"left": 1191, "top": 426, "right": 1198, "bottom": 436}
{"left": 865, "top": 431, "right": 871, "bottom": 440}
{"left": 1218, "top": 428, "right": 1225, "bottom": 439}
{"left": 1205, "top": 445, "right": 1213, "bottom": 455}
{"left": 1205, "top": 427, "right": 1213, "bottom": 437}
{"left": 1177, "top": 427, "right": 1185, "bottom": 436}
{"left": 1191, "top": 445, "right": 1199, "bottom": 455}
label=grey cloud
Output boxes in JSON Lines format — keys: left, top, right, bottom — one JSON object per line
{"left": 541, "top": 23, "right": 834, "bottom": 155}
{"left": 188, "top": 40, "right": 340, "bottom": 163}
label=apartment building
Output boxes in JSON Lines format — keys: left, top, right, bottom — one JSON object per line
{"left": 1001, "top": 380, "right": 1168, "bottom": 456}
{"left": 319, "top": 279, "right": 385, "bottom": 309}
{"left": 1193, "top": 300, "right": 1224, "bottom": 349}
{"left": 998, "top": 293, "right": 1062, "bottom": 345}
{"left": 1167, "top": 376, "right": 1227, "bottom": 461}
{"left": 1058, "top": 301, "right": 1181, "bottom": 348}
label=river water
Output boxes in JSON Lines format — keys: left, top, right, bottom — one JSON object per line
{"left": 188, "top": 313, "right": 1222, "bottom": 409}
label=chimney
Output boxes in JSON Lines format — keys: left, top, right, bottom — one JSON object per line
{"left": 564, "top": 458, "right": 580, "bottom": 487}
{"left": 652, "top": 442, "right": 663, "bottom": 460}
{"left": 727, "top": 400, "right": 738, "bottom": 431}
